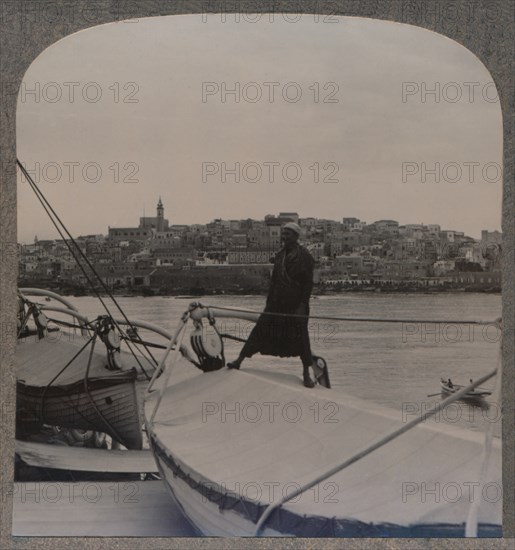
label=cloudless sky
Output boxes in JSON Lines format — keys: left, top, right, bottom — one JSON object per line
{"left": 17, "top": 14, "right": 502, "bottom": 243}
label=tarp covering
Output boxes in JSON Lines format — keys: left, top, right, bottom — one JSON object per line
{"left": 146, "top": 365, "right": 501, "bottom": 535}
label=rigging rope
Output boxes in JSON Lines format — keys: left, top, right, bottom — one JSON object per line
{"left": 149, "top": 321, "right": 189, "bottom": 424}
{"left": 45, "top": 317, "right": 90, "bottom": 331}
{"left": 17, "top": 159, "right": 157, "bottom": 378}
{"left": 82, "top": 332, "right": 125, "bottom": 445}
{"left": 40, "top": 335, "right": 96, "bottom": 424}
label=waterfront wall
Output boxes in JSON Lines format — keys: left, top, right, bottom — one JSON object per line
{"left": 149, "top": 264, "right": 272, "bottom": 292}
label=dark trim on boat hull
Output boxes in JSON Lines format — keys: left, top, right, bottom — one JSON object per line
{"left": 149, "top": 434, "right": 501, "bottom": 538}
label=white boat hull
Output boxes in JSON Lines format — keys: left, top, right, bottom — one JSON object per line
{"left": 151, "top": 443, "right": 282, "bottom": 536}
{"left": 145, "top": 366, "right": 502, "bottom": 537}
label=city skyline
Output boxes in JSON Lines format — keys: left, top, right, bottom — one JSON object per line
{"left": 19, "top": 197, "right": 497, "bottom": 245}
{"left": 19, "top": 196, "right": 502, "bottom": 293}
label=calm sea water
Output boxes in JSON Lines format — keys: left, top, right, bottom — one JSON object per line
{"left": 57, "top": 292, "right": 502, "bottom": 435}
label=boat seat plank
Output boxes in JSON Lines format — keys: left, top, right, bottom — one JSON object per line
{"left": 16, "top": 440, "right": 157, "bottom": 473}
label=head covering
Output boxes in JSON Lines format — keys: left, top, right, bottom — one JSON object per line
{"left": 282, "top": 222, "right": 301, "bottom": 236}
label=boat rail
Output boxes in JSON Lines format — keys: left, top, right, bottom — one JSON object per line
{"left": 19, "top": 288, "right": 80, "bottom": 312}
{"left": 36, "top": 306, "right": 178, "bottom": 340}
{"left": 19, "top": 289, "right": 90, "bottom": 337}
{"left": 19, "top": 288, "right": 179, "bottom": 344}
{"left": 192, "top": 304, "right": 500, "bottom": 326}
{"left": 36, "top": 305, "right": 90, "bottom": 325}
{"left": 190, "top": 305, "right": 260, "bottom": 323}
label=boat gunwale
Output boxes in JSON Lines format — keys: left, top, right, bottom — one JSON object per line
{"left": 17, "top": 366, "right": 138, "bottom": 395}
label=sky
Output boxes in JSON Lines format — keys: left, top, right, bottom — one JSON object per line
{"left": 17, "top": 14, "right": 502, "bottom": 243}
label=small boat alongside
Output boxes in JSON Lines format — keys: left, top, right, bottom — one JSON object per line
{"left": 16, "top": 289, "right": 167, "bottom": 450}
{"left": 16, "top": 348, "right": 142, "bottom": 449}
{"left": 440, "top": 378, "right": 492, "bottom": 404}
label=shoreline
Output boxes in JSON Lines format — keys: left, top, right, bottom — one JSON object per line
{"left": 18, "top": 280, "right": 501, "bottom": 298}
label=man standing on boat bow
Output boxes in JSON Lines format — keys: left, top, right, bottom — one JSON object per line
{"left": 227, "top": 222, "right": 316, "bottom": 388}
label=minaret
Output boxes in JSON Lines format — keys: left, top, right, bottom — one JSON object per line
{"left": 156, "top": 197, "right": 164, "bottom": 232}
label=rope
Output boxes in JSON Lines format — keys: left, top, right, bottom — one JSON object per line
{"left": 220, "top": 333, "right": 247, "bottom": 343}
{"left": 40, "top": 336, "right": 96, "bottom": 424}
{"left": 17, "top": 307, "right": 33, "bottom": 338}
{"left": 203, "top": 304, "right": 499, "bottom": 326}
{"left": 82, "top": 332, "right": 125, "bottom": 445}
{"left": 18, "top": 159, "right": 158, "bottom": 376}
{"left": 46, "top": 317, "right": 91, "bottom": 331}
{"left": 146, "top": 307, "right": 194, "bottom": 393}
{"left": 120, "top": 336, "right": 168, "bottom": 350}
{"left": 149, "top": 321, "right": 189, "bottom": 424}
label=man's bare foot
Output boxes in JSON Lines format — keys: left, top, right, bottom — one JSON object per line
{"left": 303, "top": 368, "right": 315, "bottom": 388}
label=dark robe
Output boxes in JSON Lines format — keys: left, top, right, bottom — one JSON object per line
{"left": 240, "top": 244, "right": 314, "bottom": 365}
